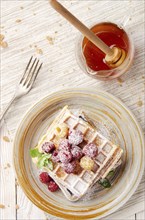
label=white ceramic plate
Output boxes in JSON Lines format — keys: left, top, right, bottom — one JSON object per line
{"left": 13, "top": 89, "right": 144, "bottom": 220}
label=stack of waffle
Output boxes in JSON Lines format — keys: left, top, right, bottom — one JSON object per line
{"left": 33, "top": 106, "right": 123, "bottom": 200}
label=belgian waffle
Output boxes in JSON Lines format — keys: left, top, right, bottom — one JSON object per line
{"left": 33, "top": 106, "right": 123, "bottom": 200}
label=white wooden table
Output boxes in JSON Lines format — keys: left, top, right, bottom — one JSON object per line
{"left": 0, "top": 1, "right": 144, "bottom": 219}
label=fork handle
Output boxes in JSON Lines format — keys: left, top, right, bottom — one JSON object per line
{"left": 0, "top": 95, "right": 16, "bottom": 124}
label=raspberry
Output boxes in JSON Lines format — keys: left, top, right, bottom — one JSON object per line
{"left": 59, "top": 150, "right": 72, "bottom": 163}
{"left": 42, "top": 141, "right": 55, "bottom": 153}
{"left": 62, "top": 161, "right": 81, "bottom": 174}
{"left": 39, "top": 172, "right": 52, "bottom": 183}
{"left": 51, "top": 150, "right": 60, "bottom": 163}
{"left": 71, "top": 145, "right": 83, "bottom": 160}
{"left": 48, "top": 181, "right": 59, "bottom": 192}
{"left": 59, "top": 139, "right": 71, "bottom": 151}
{"left": 80, "top": 156, "right": 94, "bottom": 171}
{"left": 68, "top": 129, "right": 84, "bottom": 145}
{"left": 83, "top": 143, "right": 98, "bottom": 158}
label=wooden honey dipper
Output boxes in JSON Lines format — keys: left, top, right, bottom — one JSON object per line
{"left": 50, "top": 0, "right": 126, "bottom": 68}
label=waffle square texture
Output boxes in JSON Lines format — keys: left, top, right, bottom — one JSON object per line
{"left": 35, "top": 106, "right": 123, "bottom": 199}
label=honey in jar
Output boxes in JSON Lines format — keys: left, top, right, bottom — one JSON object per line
{"left": 82, "top": 22, "right": 130, "bottom": 72}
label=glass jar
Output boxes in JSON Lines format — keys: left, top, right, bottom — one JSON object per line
{"left": 75, "top": 21, "right": 134, "bottom": 81}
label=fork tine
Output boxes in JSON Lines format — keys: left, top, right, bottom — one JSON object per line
{"left": 25, "top": 56, "right": 33, "bottom": 72}
{"left": 27, "top": 62, "right": 43, "bottom": 88}
{"left": 33, "top": 62, "right": 43, "bottom": 82}
{"left": 29, "top": 58, "right": 37, "bottom": 73}
{"left": 23, "top": 58, "right": 37, "bottom": 85}
{"left": 26, "top": 59, "right": 39, "bottom": 87}
{"left": 20, "top": 56, "right": 33, "bottom": 84}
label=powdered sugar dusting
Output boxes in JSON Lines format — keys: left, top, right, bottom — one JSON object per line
{"left": 71, "top": 145, "right": 83, "bottom": 160}
{"left": 81, "top": 164, "right": 122, "bottom": 202}
{"left": 76, "top": 109, "right": 119, "bottom": 146}
{"left": 83, "top": 143, "right": 98, "bottom": 158}
{"left": 68, "top": 129, "right": 84, "bottom": 145}
{"left": 93, "top": 120, "right": 120, "bottom": 146}
{"left": 81, "top": 182, "right": 101, "bottom": 201}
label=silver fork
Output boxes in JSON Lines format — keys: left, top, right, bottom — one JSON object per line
{"left": 0, "top": 56, "right": 43, "bottom": 123}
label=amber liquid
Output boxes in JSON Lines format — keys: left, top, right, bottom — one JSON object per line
{"left": 82, "top": 22, "right": 130, "bottom": 71}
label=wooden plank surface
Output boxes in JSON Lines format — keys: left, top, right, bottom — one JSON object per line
{"left": 136, "top": 211, "right": 145, "bottom": 220}
{"left": 0, "top": 0, "right": 144, "bottom": 219}
{"left": 0, "top": 123, "right": 16, "bottom": 220}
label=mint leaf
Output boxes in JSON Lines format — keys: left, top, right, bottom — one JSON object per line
{"left": 98, "top": 178, "right": 111, "bottom": 188}
{"left": 47, "top": 160, "right": 53, "bottom": 171}
{"left": 30, "top": 148, "right": 42, "bottom": 158}
{"left": 37, "top": 154, "right": 52, "bottom": 168}
{"left": 44, "top": 159, "right": 49, "bottom": 167}
{"left": 107, "top": 170, "right": 115, "bottom": 178}
{"left": 37, "top": 156, "right": 46, "bottom": 168}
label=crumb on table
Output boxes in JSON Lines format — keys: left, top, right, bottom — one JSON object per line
{"left": 0, "top": 204, "right": 5, "bottom": 209}
{"left": 3, "top": 136, "right": 10, "bottom": 142}
{"left": 15, "top": 19, "right": 22, "bottom": 23}
{"left": 7, "top": 163, "right": 11, "bottom": 168}
{"left": 137, "top": 100, "right": 143, "bottom": 107}
{"left": 15, "top": 204, "right": 19, "bottom": 209}
{"left": 46, "top": 36, "right": 54, "bottom": 45}
{"left": 0, "top": 34, "right": 8, "bottom": 48}
{"left": 117, "top": 77, "right": 124, "bottom": 84}
{"left": 0, "top": 41, "right": 8, "bottom": 48}
{"left": 36, "top": 48, "right": 43, "bottom": 54}
{"left": 0, "top": 34, "right": 4, "bottom": 41}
